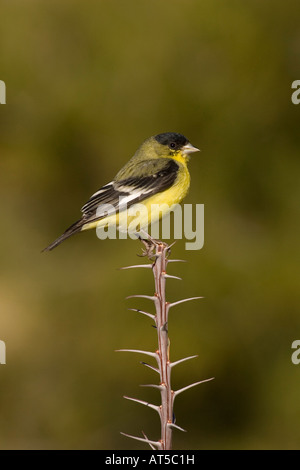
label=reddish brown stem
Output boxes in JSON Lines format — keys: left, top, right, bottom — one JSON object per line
{"left": 152, "top": 242, "right": 173, "bottom": 450}
{"left": 119, "top": 238, "right": 213, "bottom": 449}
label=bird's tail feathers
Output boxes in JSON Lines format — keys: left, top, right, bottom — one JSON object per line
{"left": 42, "top": 218, "right": 85, "bottom": 252}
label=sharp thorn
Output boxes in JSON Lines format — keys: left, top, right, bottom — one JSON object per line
{"left": 120, "top": 432, "right": 162, "bottom": 449}
{"left": 116, "top": 349, "right": 158, "bottom": 361}
{"left": 163, "top": 274, "right": 182, "bottom": 281}
{"left": 173, "top": 377, "right": 215, "bottom": 399}
{"left": 128, "top": 308, "right": 155, "bottom": 320}
{"left": 167, "top": 241, "right": 177, "bottom": 249}
{"left": 167, "top": 422, "right": 187, "bottom": 432}
{"left": 123, "top": 396, "right": 160, "bottom": 413}
{"left": 170, "top": 355, "right": 198, "bottom": 368}
{"left": 167, "top": 297, "right": 204, "bottom": 310}
{"left": 142, "top": 431, "right": 156, "bottom": 450}
{"left": 140, "top": 362, "right": 159, "bottom": 374}
{"left": 166, "top": 259, "right": 187, "bottom": 263}
{"left": 126, "top": 294, "right": 157, "bottom": 302}
{"left": 140, "top": 384, "right": 163, "bottom": 390}
{"left": 119, "top": 264, "right": 153, "bottom": 270}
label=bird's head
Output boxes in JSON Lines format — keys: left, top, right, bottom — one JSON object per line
{"left": 136, "top": 132, "right": 200, "bottom": 163}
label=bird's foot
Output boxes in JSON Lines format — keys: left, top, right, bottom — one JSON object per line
{"left": 137, "top": 232, "right": 169, "bottom": 260}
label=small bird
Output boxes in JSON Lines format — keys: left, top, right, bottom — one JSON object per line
{"left": 43, "top": 132, "right": 199, "bottom": 251}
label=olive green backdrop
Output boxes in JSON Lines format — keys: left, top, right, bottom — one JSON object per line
{"left": 0, "top": 0, "right": 300, "bottom": 449}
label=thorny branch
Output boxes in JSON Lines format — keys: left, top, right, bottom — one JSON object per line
{"left": 118, "top": 239, "right": 214, "bottom": 450}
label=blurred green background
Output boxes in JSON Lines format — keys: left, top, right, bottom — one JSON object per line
{"left": 1, "top": 0, "right": 300, "bottom": 450}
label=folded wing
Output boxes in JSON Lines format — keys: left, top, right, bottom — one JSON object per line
{"left": 81, "top": 158, "right": 179, "bottom": 219}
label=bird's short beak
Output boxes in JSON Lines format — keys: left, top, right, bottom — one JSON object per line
{"left": 182, "top": 143, "right": 200, "bottom": 155}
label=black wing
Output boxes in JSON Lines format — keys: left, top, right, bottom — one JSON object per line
{"left": 81, "top": 158, "right": 179, "bottom": 217}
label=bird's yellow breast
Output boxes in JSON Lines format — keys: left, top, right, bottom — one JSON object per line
{"left": 144, "top": 158, "right": 190, "bottom": 207}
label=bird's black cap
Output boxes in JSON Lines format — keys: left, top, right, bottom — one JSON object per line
{"left": 155, "top": 132, "right": 189, "bottom": 150}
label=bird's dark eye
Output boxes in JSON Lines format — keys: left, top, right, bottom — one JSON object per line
{"left": 169, "top": 142, "right": 176, "bottom": 149}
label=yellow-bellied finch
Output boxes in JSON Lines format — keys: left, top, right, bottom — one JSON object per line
{"left": 43, "top": 132, "right": 199, "bottom": 251}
